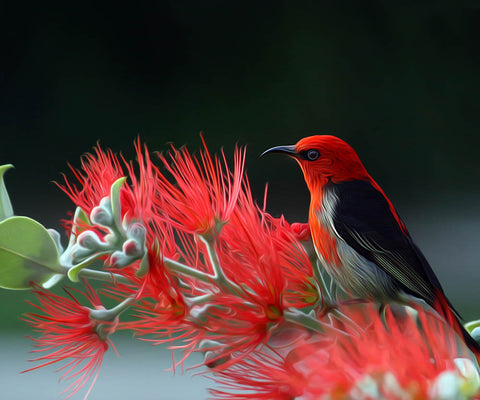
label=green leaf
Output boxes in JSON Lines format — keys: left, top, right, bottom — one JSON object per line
{"left": 0, "top": 164, "right": 14, "bottom": 221}
{"left": 110, "top": 177, "right": 126, "bottom": 233}
{"left": 465, "top": 319, "right": 480, "bottom": 334}
{"left": 0, "top": 216, "right": 64, "bottom": 290}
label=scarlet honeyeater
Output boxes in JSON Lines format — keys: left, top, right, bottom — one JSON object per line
{"left": 263, "top": 135, "right": 480, "bottom": 358}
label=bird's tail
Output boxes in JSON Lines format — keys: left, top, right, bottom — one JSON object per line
{"left": 434, "top": 289, "right": 480, "bottom": 364}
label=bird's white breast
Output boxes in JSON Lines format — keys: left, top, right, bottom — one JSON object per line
{"left": 314, "top": 186, "right": 399, "bottom": 301}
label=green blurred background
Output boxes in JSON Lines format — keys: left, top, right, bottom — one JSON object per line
{"left": 1, "top": 2, "right": 480, "bottom": 395}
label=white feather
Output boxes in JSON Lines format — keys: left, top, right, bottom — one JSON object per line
{"left": 314, "top": 187, "right": 405, "bottom": 301}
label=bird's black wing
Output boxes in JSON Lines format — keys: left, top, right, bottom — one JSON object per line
{"left": 331, "top": 180, "right": 444, "bottom": 306}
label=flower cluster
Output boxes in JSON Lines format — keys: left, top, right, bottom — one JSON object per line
{"left": 212, "top": 304, "right": 480, "bottom": 399}
{"left": 23, "top": 283, "right": 116, "bottom": 399}
{"left": 0, "top": 136, "right": 477, "bottom": 399}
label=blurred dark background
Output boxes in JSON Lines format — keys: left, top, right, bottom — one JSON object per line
{"left": 1, "top": 1, "right": 480, "bottom": 321}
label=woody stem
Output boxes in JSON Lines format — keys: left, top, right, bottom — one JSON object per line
{"left": 90, "top": 297, "right": 135, "bottom": 321}
{"left": 199, "top": 233, "right": 244, "bottom": 295}
{"left": 77, "top": 268, "right": 132, "bottom": 285}
{"left": 163, "top": 257, "right": 213, "bottom": 284}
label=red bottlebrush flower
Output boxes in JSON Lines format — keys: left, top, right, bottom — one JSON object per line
{"left": 176, "top": 188, "right": 314, "bottom": 363}
{"left": 55, "top": 137, "right": 319, "bottom": 390}
{"left": 315, "top": 304, "right": 466, "bottom": 397}
{"left": 123, "top": 243, "right": 188, "bottom": 335}
{"left": 153, "top": 135, "right": 246, "bottom": 235}
{"left": 121, "top": 139, "right": 160, "bottom": 225}
{"left": 58, "top": 139, "right": 160, "bottom": 236}
{"left": 23, "top": 284, "right": 116, "bottom": 399}
{"left": 211, "top": 303, "right": 479, "bottom": 400}
{"left": 211, "top": 348, "right": 307, "bottom": 400}
{"left": 58, "top": 145, "right": 126, "bottom": 215}
{"left": 216, "top": 188, "right": 316, "bottom": 311}
{"left": 265, "top": 215, "right": 317, "bottom": 308}
{"left": 120, "top": 140, "right": 316, "bottom": 370}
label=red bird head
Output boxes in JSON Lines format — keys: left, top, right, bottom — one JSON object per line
{"left": 262, "top": 135, "right": 370, "bottom": 190}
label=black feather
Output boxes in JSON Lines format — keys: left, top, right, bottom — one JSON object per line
{"left": 330, "top": 180, "right": 446, "bottom": 309}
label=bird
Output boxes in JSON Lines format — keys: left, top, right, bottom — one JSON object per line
{"left": 262, "top": 134, "right": 480, "bottom": 357}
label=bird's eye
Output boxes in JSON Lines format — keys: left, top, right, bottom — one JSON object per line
{"left": 306, "top": 149, "right": 320, "bottom": 161}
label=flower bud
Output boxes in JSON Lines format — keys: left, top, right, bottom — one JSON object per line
{"left": 290, "top": 222, "right": 311, "bottom": 242}
{"left": 428, "top": 371, "right": 461, "bottom": 399}
{"left": 127, "top": 223, "right": 146, "bottom": 244}
{"left": 471, "top": 327, "right": 480, "bottom": 343}
{"left": 77, "top": 230, "right": 103, "bottom": 249}
{"left": 109, "top": 250, "right": 131, "bottom": 268}
{"left": 381, "top": 373, "right": 404, "bottom": 399}
{"left": 351, "top": 374, "right": 379, "bottom": 399}
{"left": 199, "top": 340, "right": 230, "bottom": 369}
{"left": 454, "top": 358, "right": 480, "bottom": 397}
{"left": 198, "top": 339, "right": 223, "bottom": 351}
{"left": 71, "top": 244, "right": 92, "bottom": 261}
{"left": 189, "top": 304, "right": 228, "bottom": 324}
{"left": 204, "top": 350, "right": 231, "bottom": 369}
{"left": 109, "top": 249, "right": 140, "bottom": 269}
{"left": 72, "top": 230, "right": 109, "bottom": 262}
{"left": 90, "top": 205, "right": 113, "bottom": 227}
{"left": 122, "top": 239, "right": 140, "bottom": 257}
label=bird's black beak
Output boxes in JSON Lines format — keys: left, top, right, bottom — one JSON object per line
{"left": 261, "top": 145, "right": 297, "bottom": 158}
